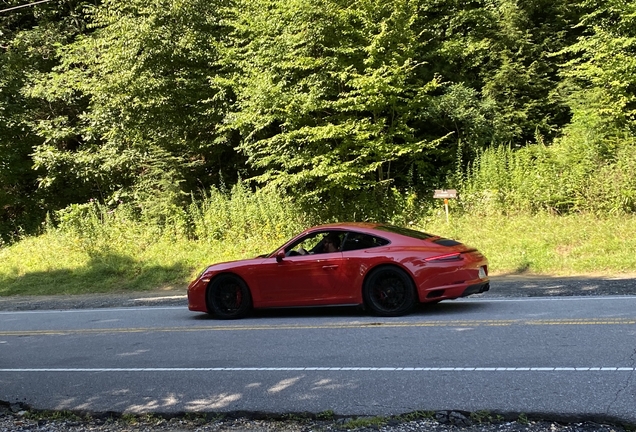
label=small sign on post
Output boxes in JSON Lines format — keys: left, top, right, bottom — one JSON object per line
{"left": 433, "top": 189, "right": 457, "bottom": 223}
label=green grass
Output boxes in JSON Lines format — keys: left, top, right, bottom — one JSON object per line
{"left": 1, "top": 211, "right": 636, "bottom": 297}
{"left": 421, "top": 213, "right": 636, "bottom": 276}
{"left": 0, "top": 232, "right": 282, "bottom": 296}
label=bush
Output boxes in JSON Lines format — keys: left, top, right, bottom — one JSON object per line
{"left": 459, "top": 135, "right": 636, "bottom": 215}
{"left": 188, "top": 183, "right": 308, "bottom": 244}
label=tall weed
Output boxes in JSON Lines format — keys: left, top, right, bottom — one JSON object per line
{"left": 188, "top": 183, "right": 307, "bottom": 245}
{"left": 460, "top": 135, "right": 636, "bottom": 215}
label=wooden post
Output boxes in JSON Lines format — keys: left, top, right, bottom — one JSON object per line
{"left": 433, "top": 190, "right": 457, "bottom": 223}
{"left": 444, "top": 198, "right": 449, "bottom": 223}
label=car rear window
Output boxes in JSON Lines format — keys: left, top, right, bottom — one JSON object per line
{"left": 341, "top": 232, "right": 389, "bottom": 251}
{"left": 375, "top": 225, "right": 435, "bottom": 240}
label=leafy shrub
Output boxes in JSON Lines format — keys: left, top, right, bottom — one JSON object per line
{"left": 459, "top": 134, "right": 636, "bottom": 215}
{"left": 188, "top": 183, "right": 308, "bottom": 244}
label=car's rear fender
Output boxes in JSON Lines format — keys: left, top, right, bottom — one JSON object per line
{"left": 360, "top": 263, "right": 421, "bottom": 303}
{"left": 413, "top": 251, "right": 488, "bottom": 301}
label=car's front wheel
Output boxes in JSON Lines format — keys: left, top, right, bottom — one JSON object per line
{"left": 207, "top": 274, "right": 252, "bottom": 319}
{"left": 363, "top": 266, "right": 416, "bottom": 317}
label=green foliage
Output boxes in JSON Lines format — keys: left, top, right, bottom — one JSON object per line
{"left": 2, "top": 0, "right": 636, "bottom": 244}
{"left": 495, "top": 0, "right": 636, "bottom": 218}
{"left": 52, "top": 182, "right": 307, "bottom": 247}
{"left": 188, "top": 182, "right": 308, "bottom": 244}
{"left": 398, "top": 411, "right": 435, "bottom": 422}
{"left": 517, "top": 413, "right": 530, "bottom": 425}
{"left": 463, "top": 6, "right": 636, "bottom": 219}
{"left": 470, "top": 410, "right": 503, "bottom": 424}
{"left": 25, "top": 0, "right": 240, "bottom": 217}
{"left": 584, "top": 137, "right": 636, "bottom": 213}
{"left": 316, "top": 410, "right": 335, "bottom": 421}
{"left": 340, "top": 416, "right": 388, "bottom": 429}
{"left": 420, "top": 0, "right": 577, "bottom": 145}
{"left": 299, "top": 185, "right": 429, "bottom": 228}
{"left": 0, "top": 0, "right": 91, "bottom": 241}
{"left": 460, "top": 143, "right": 586, "bottom": 214}
{"left": 222, "top": 0, "right": 578, "bottom": 202}
{"left": 22, "top": 410, "right": 86, "bottom": 422}
{"left": 560, "top": 0, "right": 636, "bottom": 136}
{"left": 226, "top": 0, "right": 450, "bottom": 197}
{"left": 0, "top": 185, "right": 308, "bottom": 295}
{"left": 460, "top": 130, "right": 636, "bottom": 215}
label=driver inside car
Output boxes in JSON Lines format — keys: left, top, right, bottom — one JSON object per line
{"left": 293, "top": 232, "right": 341, "bottom": 256}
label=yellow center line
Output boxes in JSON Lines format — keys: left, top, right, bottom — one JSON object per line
{"left": 1, "top": 318, "right": 635, "bottom": 336}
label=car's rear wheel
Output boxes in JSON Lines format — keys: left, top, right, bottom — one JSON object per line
{"left": 207, "top": 274, "right": 252, "bottom": 319}
{"left": 363, "top": 266, "right": 416, "bottom": 317}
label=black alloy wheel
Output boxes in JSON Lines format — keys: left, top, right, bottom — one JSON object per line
{"left": 207, "top": 274, "right": 252, "bottom": 319}
{"left": 363, "top": 266, "right": 416, "bottom": 317}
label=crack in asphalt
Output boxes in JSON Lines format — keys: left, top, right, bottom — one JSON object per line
{"left": 606, "top": 346, "right": 636, "bottom": 415}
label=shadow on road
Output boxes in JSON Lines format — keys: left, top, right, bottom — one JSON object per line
{"left": 191, "top": 299, "right": 488, "bottom": 321}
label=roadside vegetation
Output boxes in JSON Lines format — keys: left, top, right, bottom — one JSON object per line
{"left": 2, "top": 0, "right": 636, "bottom": 296}
{"left": 1, "top": 183, "right": 635, "bottom": 297}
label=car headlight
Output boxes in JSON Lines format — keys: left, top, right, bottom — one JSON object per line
{"left": 194, "top": 267, "right": 210, "bottom": 281}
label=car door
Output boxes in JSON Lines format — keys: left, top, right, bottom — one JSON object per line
{"left": 255, "top": 231, "right": 346, "bottom": 307}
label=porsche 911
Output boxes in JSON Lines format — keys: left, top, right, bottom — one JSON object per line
{"left": 188, "top": 222, "right": 489, "bottom": 318}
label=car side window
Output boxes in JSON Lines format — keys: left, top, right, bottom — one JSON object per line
{"left": 341, "top": 232, "right": 389, "bottom": 252}
{"left": 285, "top": 231, "right": 344, "bottom": 256}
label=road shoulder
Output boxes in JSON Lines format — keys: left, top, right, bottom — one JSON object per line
{"left": 0, "top": 274, "right": 635, "bottom": 311}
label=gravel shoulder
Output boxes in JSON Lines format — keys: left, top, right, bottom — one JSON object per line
{"left": 1, "top": 274, "right": 635, "bottom": 431}
{"left": 0, "top": 404, "right": 631, "bottom": 432}
{"left": 1, "top": 274, "right": 635, "bottom": 312}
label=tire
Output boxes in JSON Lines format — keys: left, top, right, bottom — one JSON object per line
{"left": 363, "top": 266, "right": 416, "bottom": 317}
{"left": 206, "top": 274, "right": 252, "bottom": 319}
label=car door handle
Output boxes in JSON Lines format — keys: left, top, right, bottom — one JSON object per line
{"left": 322, "top": 265, "right": 339, "bottom": 270}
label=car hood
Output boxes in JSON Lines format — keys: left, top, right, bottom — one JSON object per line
{"left": 202, "top": 256, "right": 268, "bottom": 274}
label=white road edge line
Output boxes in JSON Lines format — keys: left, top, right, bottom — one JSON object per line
{"left": 0, "top": 307, "right": 185, "bottom": 315}
{"left": 0, "top": 367, "right": 634, "bottom": 372}
{"left": 2, "top": 295, "right": 636, "bottom": 315}
{"left": 458, "top": 296, "right": 636, "bottom": 302}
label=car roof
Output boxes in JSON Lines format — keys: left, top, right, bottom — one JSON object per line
{"left": 306, "top": 222, "right": 403, "bottom": 238}
{"left": 306, "top": 222, "right": 440, "bottom": 243}
{"left": 308, "top": 222, "right": 382, "bottom": 232}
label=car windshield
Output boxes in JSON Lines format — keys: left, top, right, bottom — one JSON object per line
{"left": 265, "top": 245, "right": 284, "bottom": 258}
{"left": 375, "top": 224, "right": 435, "bottom": 240}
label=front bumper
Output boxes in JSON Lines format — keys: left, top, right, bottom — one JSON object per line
{"left": 187, "top": 278, "right": 209, "bottom": 312}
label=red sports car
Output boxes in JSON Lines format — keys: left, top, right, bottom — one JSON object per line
{"left": 188, "top": 223, "right": 489, "bottom": 319}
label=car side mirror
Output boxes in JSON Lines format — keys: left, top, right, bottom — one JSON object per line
{"left": 276, "top": 251, "right": 285, "bottom": 263}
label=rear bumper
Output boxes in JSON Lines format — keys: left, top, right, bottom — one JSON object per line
{"left": 420, "top": 278, "right": 490, "bottom": 302}
{"left": 461, "top": 281, "right": 490, "bottom": 297}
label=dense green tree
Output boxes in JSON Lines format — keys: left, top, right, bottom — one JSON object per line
{"left": 26, "top": 0, "right": 240, "bottom": 220}
{"left": 4, "top": 0, "right": 635, "bottom": 238}
{"left": 461, "top": 0, "right": 636, "bottom": 215}
{"left": 224, "top": 0, "right": 584, "bottom": 203}
{"left": 226, "top": 0, "right": 459, "bottom": 200}
{"left": 560, "top": 0, "right": 636, "bottom": 138}
{"left": 0, "top": 0, "right": 91, "bottom": 240}
{"left": 419, "top": 0, "right": 580, "bottom": 147}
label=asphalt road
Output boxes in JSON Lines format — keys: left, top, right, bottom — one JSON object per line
{"left": 1, "top": 293, "right": 635, "bottom": 424}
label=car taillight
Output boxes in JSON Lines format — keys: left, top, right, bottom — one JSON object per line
{"left": 425, "top": 252, "right": 462, "bottom": 262}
